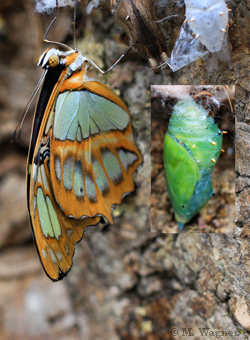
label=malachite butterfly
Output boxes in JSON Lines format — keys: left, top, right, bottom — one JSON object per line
{"left": 163, "top": 94, "right": 223, "bottom": 230}
{"left": 25, "top": 47, "right": 142, "bottom": 281}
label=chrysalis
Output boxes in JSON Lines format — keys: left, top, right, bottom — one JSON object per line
{"left": 184, "top": 0, "right": 229, "bottom": 53}
{"left": 35, "top": 0, "right": 75, "bottom": 14}
{"left": 163, "top": 96, "right": 223, "bottom": 229}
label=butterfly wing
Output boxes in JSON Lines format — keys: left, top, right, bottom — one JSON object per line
{"left": 27, "top": 64, "right": 100, "bottom": 281}
{"left": 50, "top": 76, "right": 142, "bottom": 223}
{"left": 28, "top": 141, "right": 100, "bottom": 281}
{"left": 27, "top": 51, "right": 141, "bottom": 280}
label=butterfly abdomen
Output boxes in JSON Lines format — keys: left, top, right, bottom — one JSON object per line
{"left": 163, "top": 97, "right": 223, "bottom": 229}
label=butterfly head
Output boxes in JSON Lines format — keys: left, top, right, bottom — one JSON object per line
{"left": 37, "top": 48, "right": 89, "bottom": 78}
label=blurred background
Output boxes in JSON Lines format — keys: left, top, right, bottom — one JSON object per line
{"left": 0, "top": 0, "right": 250, "bottom": 339}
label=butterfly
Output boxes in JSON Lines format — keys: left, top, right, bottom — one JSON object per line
{"left": 26, "top": 47, "right": 142, "bottom": 281}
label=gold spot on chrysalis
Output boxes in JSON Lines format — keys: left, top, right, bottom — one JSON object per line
{"left": 211, "top": 158, "right": 216, "bottom": 163}
{"left": 192, "top": 144, "right": 196, "bottom": 148}
{"left": 211, "top": 141, "right": 217, "bottom": 145}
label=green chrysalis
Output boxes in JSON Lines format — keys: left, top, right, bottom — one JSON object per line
{"left": 163, "top": 96, "right": 223, "bottom": 230}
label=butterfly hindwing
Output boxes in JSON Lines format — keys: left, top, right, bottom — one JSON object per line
{"left": 28, "top": 125, "right": 100, "bottom": 281}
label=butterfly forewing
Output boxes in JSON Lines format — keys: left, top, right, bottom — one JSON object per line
{"left": 50, "top": 77, "right": 142, "bottom": 223}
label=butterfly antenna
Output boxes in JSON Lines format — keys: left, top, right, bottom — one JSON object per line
{"left": 43, "top": 0, "right": 73, "bottom": 51}
{"left": 73, "top": 0, "right": 78, "bottom": 50}
{"left": 12, "top": 70, "right": 47, "bottom": 142}
{"left": 43, "top": 0, "right": 58, "bottom": 42}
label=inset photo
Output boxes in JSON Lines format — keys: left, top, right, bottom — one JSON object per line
{"left": 151, "top": 85, "right": 235, "bottom": 233}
